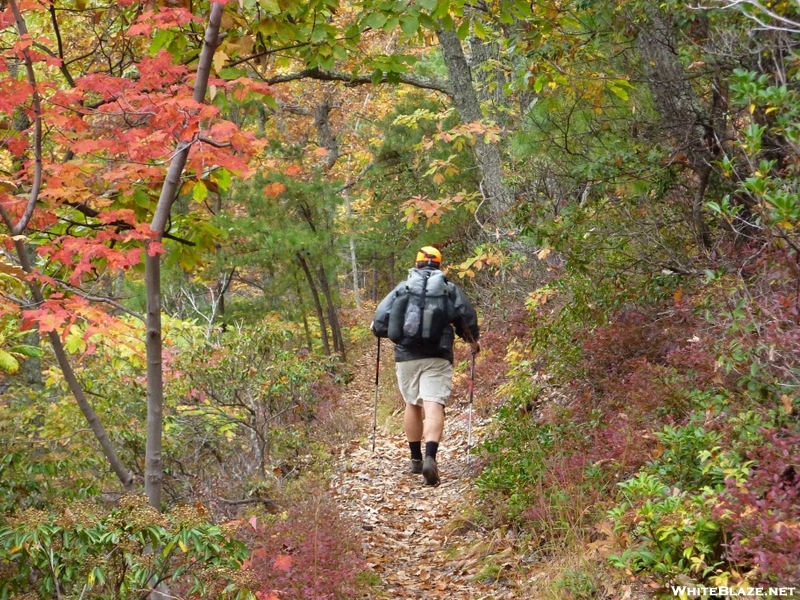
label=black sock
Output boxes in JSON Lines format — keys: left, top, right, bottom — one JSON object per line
{"left": 409, "top": 441, "right": 422, "bottom": 461}
{"left": 425, "top": 441, "right": 439, "bottom": 459}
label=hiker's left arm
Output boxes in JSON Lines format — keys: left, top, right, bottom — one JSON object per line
{"left": 452, "top": 286, "right": 480, "bottom": 343}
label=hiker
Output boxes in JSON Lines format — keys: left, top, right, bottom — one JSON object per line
{"left": 371, "top": 246, "right": 480, "bottom": 486}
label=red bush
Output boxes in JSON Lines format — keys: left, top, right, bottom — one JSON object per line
{"left": 714, "top": 429, "right": 800, "bottom": 585}
{"left": 244, "top": 494, "right": 365, "bottom": 599}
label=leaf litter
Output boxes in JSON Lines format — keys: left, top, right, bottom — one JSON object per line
{"left": 331, "top": 343, "right": 517, "bottom": 599}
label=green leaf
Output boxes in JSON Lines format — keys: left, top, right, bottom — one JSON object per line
{"left": 218, "top": 67, "right": 247, "bottom": 80}
{"left": 318, "top": 53, "right": 335, "bottom": 70}
{"left": 609, "top": 84, "right": 629, "bottom": 101}
{"left": 400, "top": 15, "right": 418, "bottom": 36}
{"left": 457, "top": 19, "right": 470, "bottom": 40}
{"left": 440, "top": 13, "right": 454, "bottom": 31}
{"left": 383, "top": 17, "right": 399, "bottom": 31}
{"left": 258, "top": 0, "right": 280, "bottom": 14}
{"left": 363, "top": 12, "right": 388, "bottom": 30}
{"left": 473, "top": 18, "right": 487, "bottom": 39}
{"left": 417, "top": 0, "right": 437, "bottom": 11}
{"left": 9, "top": 345, "right": 44, "bottom": 359}
{"left": 371, "top": 68, "right": 383, "bottom": 85}
{"left": 310, "top": 26, "right": 328, "bottom": 44}
{"left": 193, "top": 180, "right": 208, "bottom": 202}
{"left": 211, "top": 168, "right": 232, "bottom": 192}
{"left": 133, "top": 188, "right": 152, "bottom": 209}
{"left": 0, "top": 349, "right": 20, "bottom": 373}
{"left": 150, "top": 30, "right": 174, "bottom": 56}
{"left": 534, "top": 73, "right": 547, "bottom": 93}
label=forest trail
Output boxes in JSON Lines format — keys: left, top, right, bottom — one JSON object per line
{"left": 332, "top": 342, "right": 521, "bottom": 600}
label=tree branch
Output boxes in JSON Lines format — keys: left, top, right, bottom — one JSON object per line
{"left": 265, "top": 67, "right": 452, "bottom": 96}
{"left": 6, "top": 0, "right": 44, "bottom": 235}
{"left": 62, "top": 204, "right": 197, "bottom": 246}
{"left": 51, "top": 277, "right": 145, "bottom": 322}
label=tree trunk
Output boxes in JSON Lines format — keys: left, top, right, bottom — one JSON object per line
{"left": 436, "top": 27, "right": 512, "bottom": 220}
{"left": 634, "top": 7, "right": 719, "bottom": 253}
{"left": 294, "top": 277, "right": 314, "bottom": 350}
{"left": 317, "top": 264, "right": 345, "bottom": 359}
{"left": 297, "top": 252, "right": 331, "bottom": 355}
{"left": 144, "top": 2, "right": 223, "bottom": 510}
{"left": 21, "top": 329, "right": 42, "bottom": 389}
{"left": 345, "top": 187, "right": 361, "bottom": 309}
{"left": 693, "top": 162, "right": 712, "bottom": 250}
{"left": 371, "top": 251, "right": 378, "bottom": 303}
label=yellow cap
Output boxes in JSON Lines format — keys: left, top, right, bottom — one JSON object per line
{"left": 415, "top": 246, "right": 442, "bottom": 265}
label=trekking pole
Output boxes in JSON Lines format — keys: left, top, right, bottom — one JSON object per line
{"left": 467, "top": 349, "right": 476, "bottom": 467}
{"left": 372, "top": 338, "right": 381, "bottom": 453}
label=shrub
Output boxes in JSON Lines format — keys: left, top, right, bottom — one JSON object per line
{"left": 244, "top": 493, "right": 365, "bottom": 600}
{"left": 0, "top": 494, "right": 251, "bottom": 599}
{"left": 714, "top": 429, "right": 800, "bottom": 585}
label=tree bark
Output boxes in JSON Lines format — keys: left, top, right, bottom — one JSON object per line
{"left": 297, "top": 252, "right": 331, "bottom": 355}
{"left": 294, "top": 279, "right": 314, "bottom": 350}
{"left": 317, "top": 264, "right": 345, "bottom": 358}
{"left": 144, "top": 2, "right": 223, "bottom": 510}
{"left": 635, "top": 7, "right": 719, "bottom": 252}
{"left": 693, "top": 163, "right": 712, "bottom": 250}
{"left": 436, "top": 27, "right": 512, "bottom": 219}
{"left": 371, "top": 251, "right": 378, "bottom": 303}
{"left": 344, "top": 187, "right": 361, "bottom": 309}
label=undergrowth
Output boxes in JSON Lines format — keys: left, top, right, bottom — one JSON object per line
{"left": 474, "top": 255, "right": 800, "bottom": 592}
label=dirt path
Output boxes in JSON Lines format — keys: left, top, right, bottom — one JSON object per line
{"left": 332, "top": 343, "right": 519, "bottom": 600}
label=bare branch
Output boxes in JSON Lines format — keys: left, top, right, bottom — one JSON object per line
{"left": 265, "top": 67, "right": 453, "bottom": 97}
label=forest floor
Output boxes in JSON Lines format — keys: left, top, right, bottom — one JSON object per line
{"left": 327, "top": 339, "right": 657, "bottom": 600}
{"left": 331, "top": 342, "right": 525, "bottom": 600}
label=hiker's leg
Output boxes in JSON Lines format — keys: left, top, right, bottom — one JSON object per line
{"left": 404, "top": 403, "right": 423, "bottom": 442}
{"left": 422, "top": 401, "right": 445, "bottom": 443}
{"left": 421, "top": 400, "right": 444, "bottom": 485}
{"left": 397, "top": 360, "right": 425, "bottom": 467}
{"left": 418, "top": 358, "right": 452, "bottom": 446}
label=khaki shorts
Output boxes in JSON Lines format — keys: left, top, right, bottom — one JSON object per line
{"left": 395, "top": 358, "right": 453, "bottom": 407}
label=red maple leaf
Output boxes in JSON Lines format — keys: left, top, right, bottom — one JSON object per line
{"left": 272, "top": 554, "right": 292, "bottom": 571}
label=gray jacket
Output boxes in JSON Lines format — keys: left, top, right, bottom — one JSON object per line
{"left": 372, "top": 267, "right": 480, "bottom": 364}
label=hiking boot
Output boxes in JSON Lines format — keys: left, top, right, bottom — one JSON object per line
{"left": 422, "top": 456, "right": 440, "bottom": 486}
{"left": 409, "top": 459, "right": 423, "bottom": 474}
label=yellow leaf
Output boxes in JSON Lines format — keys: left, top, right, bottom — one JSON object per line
{"left": 178, "top": 540, "right": 188, "bottom": 553}
{"left": 749, "top": 103, "right": 756, "bottom": 114}
{"left": 781, "top": 395, "right": 794, "bottom": 415}
{"left": 179, "top": 180, "right": 194, "bottom": 196}
{"left": 536, "top": 247, "right": 551, "bottom": 260}
{"left": 432, "top": 172, "right": 445, "bottom": 184}
{"left": 212, "top": 50, "right": 228, "bottom": 75}
{"left": 0, "top": 349, "right": 20, "bottom": 374}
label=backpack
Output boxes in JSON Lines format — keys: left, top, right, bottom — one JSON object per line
{"left": 387, "top": 270, "right": 453, "bottom": 347}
